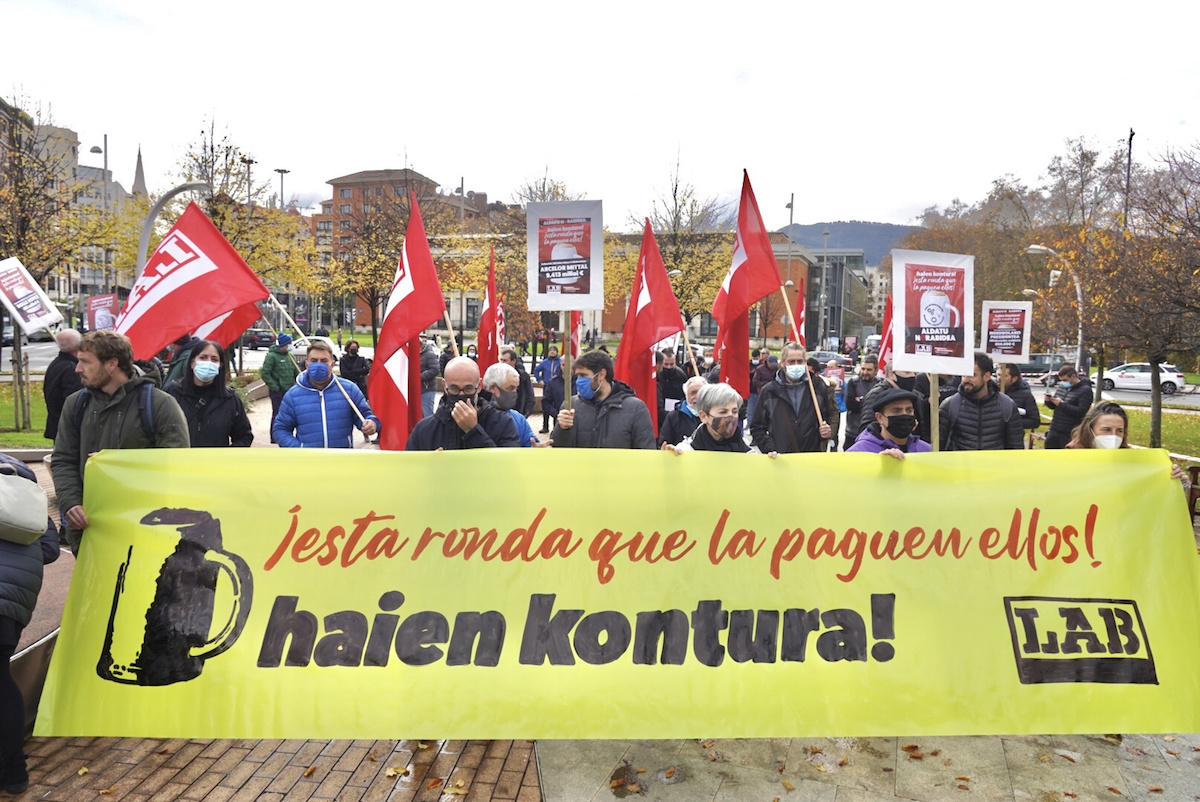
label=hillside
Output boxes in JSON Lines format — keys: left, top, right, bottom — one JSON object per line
{"left": 780, "top": 221, "right": 919, "bottom": 266}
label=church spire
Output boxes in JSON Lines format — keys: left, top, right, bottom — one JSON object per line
{"left": 131, "top": 146, "right": 147, "bottom": 196}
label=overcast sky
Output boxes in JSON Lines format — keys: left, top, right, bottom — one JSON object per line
{"left": 4, "top": 0, "right": 1198, "bottom": 237}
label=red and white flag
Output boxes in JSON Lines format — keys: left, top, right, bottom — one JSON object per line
{"left": 878, "top": 293, "right": 894, "bottom": 374}
{"left": 115, "top": 202, "right": 270, "bottom": 359}
{"left": 712, "top": 171, "right": 783, "bottom": 397}
{"left": 368, "top": 195, "right": 447, "bottom": 450}
{"left": 476, "top": 247, "right": 501, "bottom": 371}
{"left": 614, "top": 219, "right": 683, "bottom": 432}
{"left": 793, "top": 276, "right": 806, "bottom": 347}
{"left": 496, "top": 299, "right": 506, "bottom": 343}
{"left": 569, "top": 310, "right": 582, "bottom": 359}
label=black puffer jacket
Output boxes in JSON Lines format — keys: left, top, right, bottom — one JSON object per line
{"left": 1004, "top": 378, "right": 1041, "bottom": 430}
{"left": 1045, "top": 378, "right": 1093, "bottom": 440}
{"left": 751, "top": 371, "right": 832, "bottom": 454}
{"left": 552, "top": 380, "right": 657, "bottom": 449}
{"left": 939, "top": 381, "right": 1024, "bottom": 451}
{"left": 42, "top": 351, "right": 82, "bottom": 440}
{"left": 165, "top": 379, "right": 253, "bottom": 447}
{"left": 0, "top": 454, "right": 60, "bottom": 627}
{"left": 406, "top": 398, "right": 520, "bottom": 450}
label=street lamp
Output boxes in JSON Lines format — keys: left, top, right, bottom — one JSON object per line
{"left": 89, "top": 136, "right": 111, "bottom": 294}
{"left": 1024, "top": 245, "right": 1084, "bottom": 372}
{"left": 818, "top": 226, "right": 830, "bottom": 349}
{"left": 275, "top": 168, "right": 290, "bottom": 210}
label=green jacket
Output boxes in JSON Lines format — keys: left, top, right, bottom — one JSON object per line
{"left": 262, "top": 345, "right": 300, "bottom": 392}
{"left": 51, "top": 375, "right": 190, "bottom": 551}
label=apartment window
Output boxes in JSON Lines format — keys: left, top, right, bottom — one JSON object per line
{"left": 374, "top": 186, "right": 383, "bottom": 197}
{"left": 339, "top": 220, "right": 352, "bottom": 230}
{"left": 699, "top": 313, "right": 718, "bottom": 337}
{"left": 362, "top": 204, "right": 373, "bottom": 214}
{"left": 394, "top": 185, "right": 406, "bottom": 197}
{"left": 466, "top": 298, "right": 481, "bottom": 329}
{"left": 339, "top": 204, "right": 351, "bottom": 214}
{"left": 339, "top": 236, "right": 351, "bottom": 245}
{"left": 339, "top": 188, "right": 352, "bottom": 198}
{"left": 317, "top": 221, "right": 332, "bottom": 231}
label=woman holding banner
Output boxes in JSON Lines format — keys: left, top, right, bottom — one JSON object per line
{"left": 1068, "top": 401, "right": 1190, "bottom": 490}
{"left": 165, "top": 341, "right": 253, "bottom": 448}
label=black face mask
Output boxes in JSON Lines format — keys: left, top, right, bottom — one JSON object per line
{"left": 494, "top": 388, "right": 519, "bottom": 411}
{"left": 442, "top": 393, "right": 476, "bottom": 409}
{"left": 884, "top": 414, "right": 916, "bottom": 439}
{"left": 895, "top": 375, "right": 916, "bottom": 391}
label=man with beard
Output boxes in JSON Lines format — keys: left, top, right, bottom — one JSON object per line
{"left": 553, "top": 350, "right": 656, "bottom": 449}
{"left": 939, "top": 352, "right": 1024, "bottom": 451}
{"left": 51, "top": 331, "right": 189, "bottom": 553}
{"left": 842, "top": 356, "right": 882, "bottom": 451}
{"left": 407, "top": 356, "right": 520, "bottom": 450}
{"left": 656, "top": 348, "right": 687, "bottom": 429}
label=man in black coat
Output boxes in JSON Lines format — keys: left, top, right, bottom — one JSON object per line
{"left": 500, "top": 347, "right": 535, "bottom": 417}
{"left": 750, "top": 343, "right": 833, "bottom": 453}
{"left": 42, "top": 329, "right": 83, "bottom": 440}
{"left": 1043, "top": 364, "right": 1093, "bottom": 448}
{"left": 406, "top": 356, "right": 520, "bottom": 450}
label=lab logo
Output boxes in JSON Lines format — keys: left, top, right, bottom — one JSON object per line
{"left": 97, "top": 509, "right": 253, "bottom": 686}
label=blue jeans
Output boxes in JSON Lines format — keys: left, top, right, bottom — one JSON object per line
{"left": 422, "top": 390, "right": 435, "bottom": 418}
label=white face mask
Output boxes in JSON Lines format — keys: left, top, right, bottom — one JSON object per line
{"left": 1094, "top": 434, "right": 1123, "bottom": 449}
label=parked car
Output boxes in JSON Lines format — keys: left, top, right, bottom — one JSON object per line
{"left": 1, "top": 326, "right": 11, "bottom": 346}
{"left": 288, "top": 336, "right": 345, "bottom": 363}
{"left": 1090, "top": 363, "right": 1187, "bottom": 394}
{"left": 241, "top": 328, "right": 276, "bottom": 349}
{"left": 808, "top": 350, "right": 853, "bottom": 367}
{"left": 26, "top": 326, "right": 56, "bottom": 342}
{"left": 1012, "top": 353, "right": 1069, "bottom": 386}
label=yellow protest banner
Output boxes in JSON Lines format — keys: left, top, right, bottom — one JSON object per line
{"left": 36, "top": 448, "right": 1200, "bottom": 739}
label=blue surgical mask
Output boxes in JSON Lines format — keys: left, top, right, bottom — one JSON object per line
{"left": 576, "top": 375, "right": 597, "bottom": 400}
{"left": 785, "top": 365, "right": 806, "bottom": 382}
{"left": 308, "top": 362, "right": 331, "bottom": 383}
{"left": 193, "top": 361, "right": 220, "bottom": 382}
{"left": 680, "top": 400, "right": 696, "bottom": 417}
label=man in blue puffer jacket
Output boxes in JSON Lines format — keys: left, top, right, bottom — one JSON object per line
{"left": 0, "top": 453, "right": 60, "bottom": 793}
{"left": 273, "top": 341, "right": 379, "bottom": 448}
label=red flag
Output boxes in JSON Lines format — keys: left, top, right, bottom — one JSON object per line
{"left": 614, "top": 220, "right": 683, "bottom": 432}
{"left": 712, "top": 171, "right": 783, "bottom": 397}
{"left": 476, "top": 247, "right": 500, "bottom": 371}
{"left": 878, "top": 293, "right": 894, "bottom": 374}
{"left": 569, "top": 310, "right": 582, "bottom": 359}
{"left": 115, "top": 202, "right": 270, "bottom": 359}
{"left": 496, "top": 298, "right": 506, "bottom": 343}
{"left": 794, "top": 277, "right": 806, "bottom": 347}
{"left": 368, "top": 195, "right": 447, "bottom": 450}
{"left": 194, "top": 301, "right": 265, "bottom": 350}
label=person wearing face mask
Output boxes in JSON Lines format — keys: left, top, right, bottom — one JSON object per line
{"left": 481, "top": 362, "right": 550, "bottom": 448}
{"left": 656, "top": 349, "right": 687, "bottom": 430}
{"left": 553, "top": 350, "right": 656, "bottom": 449}
{"left": 658, "top": 376, "right": 707, "bottom": 448}
{"left": 860, "top": 365, "right": 932, "bottom": 443}
{"left": 1067, "top": 401, "right": 1190, "bottom": 489}
{"left": 465, "top": 344, "right": 479, "bottom": 362}
{"left": 847, "top": 387, "right": 931, "bottom": 458}
{"left": 165, "top": 341, "right": 253, "bottom": 447}
{"left": 750, "top": 342, "right": 832, "bottom": 454}
{"left": 673, "top": 382, "right": 775, "bottom": 455}
{"left": 843, "top": 356, "right": 882, "bottom": 451}
{"left": 1042, "top": 364, "right": 1093, "bottom": 449}
{"left": 273, "top": 342, "right": 378, "bottom": 448}
{"left": 339, "top": 339, "right": 372, "bottom": 398}
{"left": 534, "top": 345, "right": 564, "bottom": 434}
{"left": 407, "top": 357, "right": 520, "bottom": 450}
{"left": 499, "top": 347, "right": 535, "bottom": 418}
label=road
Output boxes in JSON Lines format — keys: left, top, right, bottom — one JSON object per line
{"left": 1, "top": 342, "right": 371, "bottom": 377}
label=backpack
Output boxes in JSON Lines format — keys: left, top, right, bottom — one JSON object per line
{"left": 73, "top": 383, "right": 157, "bottom": 443}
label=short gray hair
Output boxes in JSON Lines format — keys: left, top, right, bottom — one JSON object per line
{"left": 56, "top": 328, "right": 82, "bottom": 352}
{"left": 695, "top": 382, "right": 741, "bottom": 415}
{"left": 683, "top": 376, "right": 707, "bottom": 398}
{"left": 482, "top": 362, "right": 517, "bottom": 390}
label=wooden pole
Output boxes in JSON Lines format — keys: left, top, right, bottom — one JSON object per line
{"left": 560, "top": 310, "right": 572, "bottom": 411}
{"left": 929, "top": 371, "right": 940, "bottom": 452}
{"left": 268, "top": 294, "right": 308, "bottom": 341}
{"left": 806, "top": 371, "right": 827, "bottom": 428}
{"left": 679, "top": 322, "right": 700, "bottom": 376}
{"left": 779, "top": 285, "right": 801, "bottom": 343}
{"left": 443, "top": 311, "right": 459, "bottom": 356}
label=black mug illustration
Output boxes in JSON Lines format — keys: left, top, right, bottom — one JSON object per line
{"left": 97, "top": 508, "right": 253, "bottom": 686}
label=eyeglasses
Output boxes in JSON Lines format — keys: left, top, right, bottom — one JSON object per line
{"left": 445, "top": 385, "right": 478, "bottom": 395}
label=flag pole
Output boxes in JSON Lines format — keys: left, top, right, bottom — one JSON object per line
{"left": 560, "top": 311, "right": 572, "bottom": 412}
{"left": 268, "top": 294, "right": 309, "bottom": 340}
{"left": 779, "top": 286, "right": 801, "bottom": 343}
{"left": 806, "top": 371, "right": 827, "bottom": 429}
{"left": 678, "top": 320, "right": 700, "bottom": 376}
{"left": 443, "top": 311, "right": 459, "bottom": 356}
{"left": 930, "top": 371, "right": 940, "bottom": 452}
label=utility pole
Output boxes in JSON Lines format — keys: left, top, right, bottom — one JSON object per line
{"left": 275, "top": 168, "right": 290, "bottom": 210}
